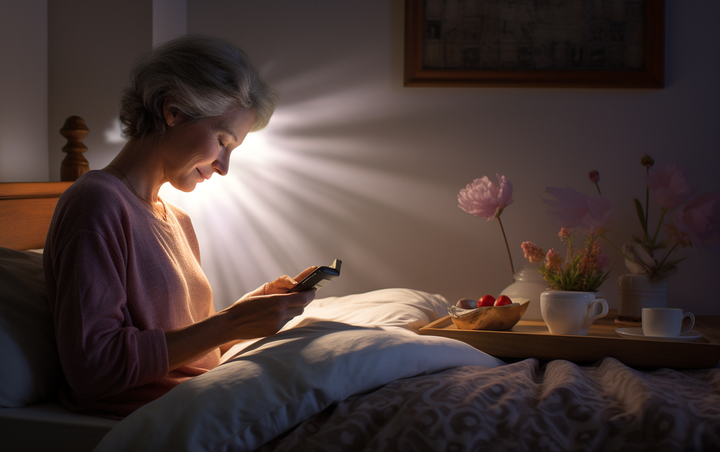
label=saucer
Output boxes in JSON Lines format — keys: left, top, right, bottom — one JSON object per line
{"left": 615, "top": 327, "right": 702, "bottom": 342}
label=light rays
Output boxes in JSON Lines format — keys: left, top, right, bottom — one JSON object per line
{"left": 157, "top": 57, "right": 463, "bottom": 309}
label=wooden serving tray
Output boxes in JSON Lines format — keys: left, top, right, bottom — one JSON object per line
{"left": 419, "top": 312, "right": 720, "bottom": 369}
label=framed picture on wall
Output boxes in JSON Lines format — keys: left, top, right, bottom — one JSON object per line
{"left": 404, "top": 0, "right": 665, "bottom": 88}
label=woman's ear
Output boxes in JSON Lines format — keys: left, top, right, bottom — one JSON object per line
{"left": 162, "top": 101, "right": 178, "bottom": 127}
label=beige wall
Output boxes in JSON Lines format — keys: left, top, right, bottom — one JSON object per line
{"left": 0, "top": 0, "right": 48, "bottom": 181}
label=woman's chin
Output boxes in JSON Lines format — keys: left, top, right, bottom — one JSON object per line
{"left": 168, "top": 180, "right": 198, "bottom": 193}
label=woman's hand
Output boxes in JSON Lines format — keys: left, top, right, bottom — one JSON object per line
{"left": 219, "top": 289, "right": 315, "bottom": 340}
{"left": 223, "top": 266, "right": 318, "bottom": 338}
{"left": 165, "top": 267, "right": 318, "bottom": 370}
{"left": 242, "top": 266, "right": 318, "bottom": 298}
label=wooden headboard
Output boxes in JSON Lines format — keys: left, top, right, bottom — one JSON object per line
{"left": 0, "top": 116, "right": 90, "bottom": 250}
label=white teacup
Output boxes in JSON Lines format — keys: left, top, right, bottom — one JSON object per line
{"left": 642, "top": 308, "right": 695, "bottom": 337}
{"left": 540, "top": 291, "right": 609, "bottom": 336}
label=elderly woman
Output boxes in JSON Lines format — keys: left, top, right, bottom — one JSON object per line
{"left": 43, "top": 35, "right": 315, "bottom": 418}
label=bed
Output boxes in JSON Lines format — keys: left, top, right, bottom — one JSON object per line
{"left": 2, "top": 118, "right": 720, "bottom": 452}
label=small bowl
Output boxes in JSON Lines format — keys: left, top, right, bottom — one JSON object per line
{"left": 448, "top": 298, "right": 531, "bottom": 330}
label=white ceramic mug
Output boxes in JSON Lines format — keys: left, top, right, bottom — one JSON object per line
{"left": 642, "top": 308, "right": 695, "bottom": 337}
{"left": 540, "top": 291, "right": 609, "bottom": 336}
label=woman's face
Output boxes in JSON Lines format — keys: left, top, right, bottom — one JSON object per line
{"left": 161, "top": 108, "right": 256, "bottom": 192}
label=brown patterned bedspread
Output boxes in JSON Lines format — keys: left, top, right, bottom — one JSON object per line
{"left": 260, "top": 358, "right": 720, "bottom": 452}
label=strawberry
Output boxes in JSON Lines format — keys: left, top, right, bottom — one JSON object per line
{"left": 478, "top": 295, "right": 496, "bottom": 307}
{"left": 494, "top": 295, "right": 512, "bottom": 306}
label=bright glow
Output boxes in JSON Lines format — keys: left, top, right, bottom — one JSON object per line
{"left": 159, "top": 62, "right": 458, "bottom": 309}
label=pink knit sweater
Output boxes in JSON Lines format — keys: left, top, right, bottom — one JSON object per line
{"left": 44, "top": 171, "right": 220, "bottom": 418}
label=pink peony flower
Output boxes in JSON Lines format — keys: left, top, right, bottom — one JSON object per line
{"left": 458, "top": 174, "right": 514, "bottom": 221}
{"left": 645, "top": 161, "right": 693, "bottom": 210}
{"left": 546, "top": 248, "right": 563, "bottom": 273}
{"left": 543, "top": 186, "right": 611, "bottom": 233}
{"left": 672, "top": 193, "right": 720, "bottom": 251}
{"left": 521, "top": 241, "right": 545, "bottom": 263}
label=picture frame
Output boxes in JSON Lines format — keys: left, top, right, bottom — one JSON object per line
{"left": 404, "top": 0, "right": 665, "bottom": 88}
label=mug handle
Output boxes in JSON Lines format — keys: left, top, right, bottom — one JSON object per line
{"left": 586, "top": 299, "right": 609, "bottom": 327}
{"left": 681, "top": 312, "right": 695, "bottom": 335}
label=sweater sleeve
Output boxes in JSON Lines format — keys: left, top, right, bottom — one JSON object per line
{"left": 53, "top": 231, "right": 168, "bottom": 399}
{"left": 47, "top": 225, "right": 169, "bottom": 400}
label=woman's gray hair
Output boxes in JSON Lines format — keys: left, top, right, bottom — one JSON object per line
{"left": 119, "top": 34, "right": 278, "bottom": 138}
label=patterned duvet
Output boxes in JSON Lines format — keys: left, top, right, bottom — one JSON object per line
{"left": 261, "top": 358, "right": 720, "bottom": 452}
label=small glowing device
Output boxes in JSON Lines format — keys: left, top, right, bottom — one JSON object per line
{"left": 289, "top": 259, "right": 342, "bottom": 293}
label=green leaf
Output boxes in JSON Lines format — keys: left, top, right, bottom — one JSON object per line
{"left": 663, "top": 255, "right": 691, "bottom": 267}
{"left": 634, "top": 198, "right": 647, "bottom": 235}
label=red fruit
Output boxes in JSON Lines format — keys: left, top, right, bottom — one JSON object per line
{"left": 478, "top": 295, "right": 496, "bottom": 307}
{"left": 494, "top": 295, "right": 512, "bottom": 306}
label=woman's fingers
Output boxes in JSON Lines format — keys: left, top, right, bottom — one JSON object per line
{"left": 286, "top": 289, "right": 315, "bottom": 307}
{"left": 224, "top": 289, "right": 315, "bottom": 340}
{"left": 294, "top": 266, "right": 318, "bottom": 283}
{"left": 261, "top": 266, "right": 319, "bottom": 294}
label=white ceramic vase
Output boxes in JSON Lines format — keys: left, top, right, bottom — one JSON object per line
{"left": 617, "top": 274, "right": 669, "bottom": 322}
{"left": 500, "top": 263, "right": 549, "bottom": 321}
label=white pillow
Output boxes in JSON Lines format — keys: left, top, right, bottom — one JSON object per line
{"left": 220, "top": 287, "right": 454, "bottom": 362}
{"left": 286, "top": 287, "right": 452, "bottom": 332}
{"left": 0, "top": 247, "right": 64, "bottom": 407}
{"left": 95, "top": 289, "right": 504, "bottom": 452}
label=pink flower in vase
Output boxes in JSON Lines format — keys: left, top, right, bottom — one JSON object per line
{"left": 458, "top": 174, "right": 514, "bottom": 221}
{"left": 672, "top": 192, "right": 720, "bottom": 252}
{"left": 521, "top": 241, "right": 545, "bottom": 263}
{"left": 646, "top": 161, "right": 694, "bottom": 210}
{"left": 578, "top": 234, "right": 609, "bottom": 275}
{"left": 543, "top": 186, "right": 611, "bottom": 233}
{"left": 545, "top": 248, "right": 563, "bottom": 273}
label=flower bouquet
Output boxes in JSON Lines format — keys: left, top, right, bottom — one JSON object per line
{"left": 552, "top": 156, "right": 719, "bottom": 281}
{"left": 538, "top": 155, "right": 720, "bottom": 282}
{"left": 522, "top": 228, "right": 611, "bottom": 292}
{"left": 615, "top": 156, "right": 720, "bottom": 279}
{"left": 540, "top": 155, "right": 720, "bottom": 320}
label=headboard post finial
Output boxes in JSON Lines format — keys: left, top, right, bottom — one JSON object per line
{"left": 60, "top": 116, "right": 90, "bottom": 182}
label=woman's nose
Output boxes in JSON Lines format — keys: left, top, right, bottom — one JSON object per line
{"left": 212, "top": 151, "right": 230, "bottom": 176}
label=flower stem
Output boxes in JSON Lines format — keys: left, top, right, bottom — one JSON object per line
{"left": 497, "top": 216, "right": 515, "bottom": 277}
{"left": 651, "top": 208, "right": 668, "bottom": 245}
{"left": 601, "top": 235, "right": 631, "bottom": 261}
{"left": 643, "top": 186, "right": 650, "bottom": 242}
{"left": 656, "top": 239, "right": 680, "bottom": 270}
